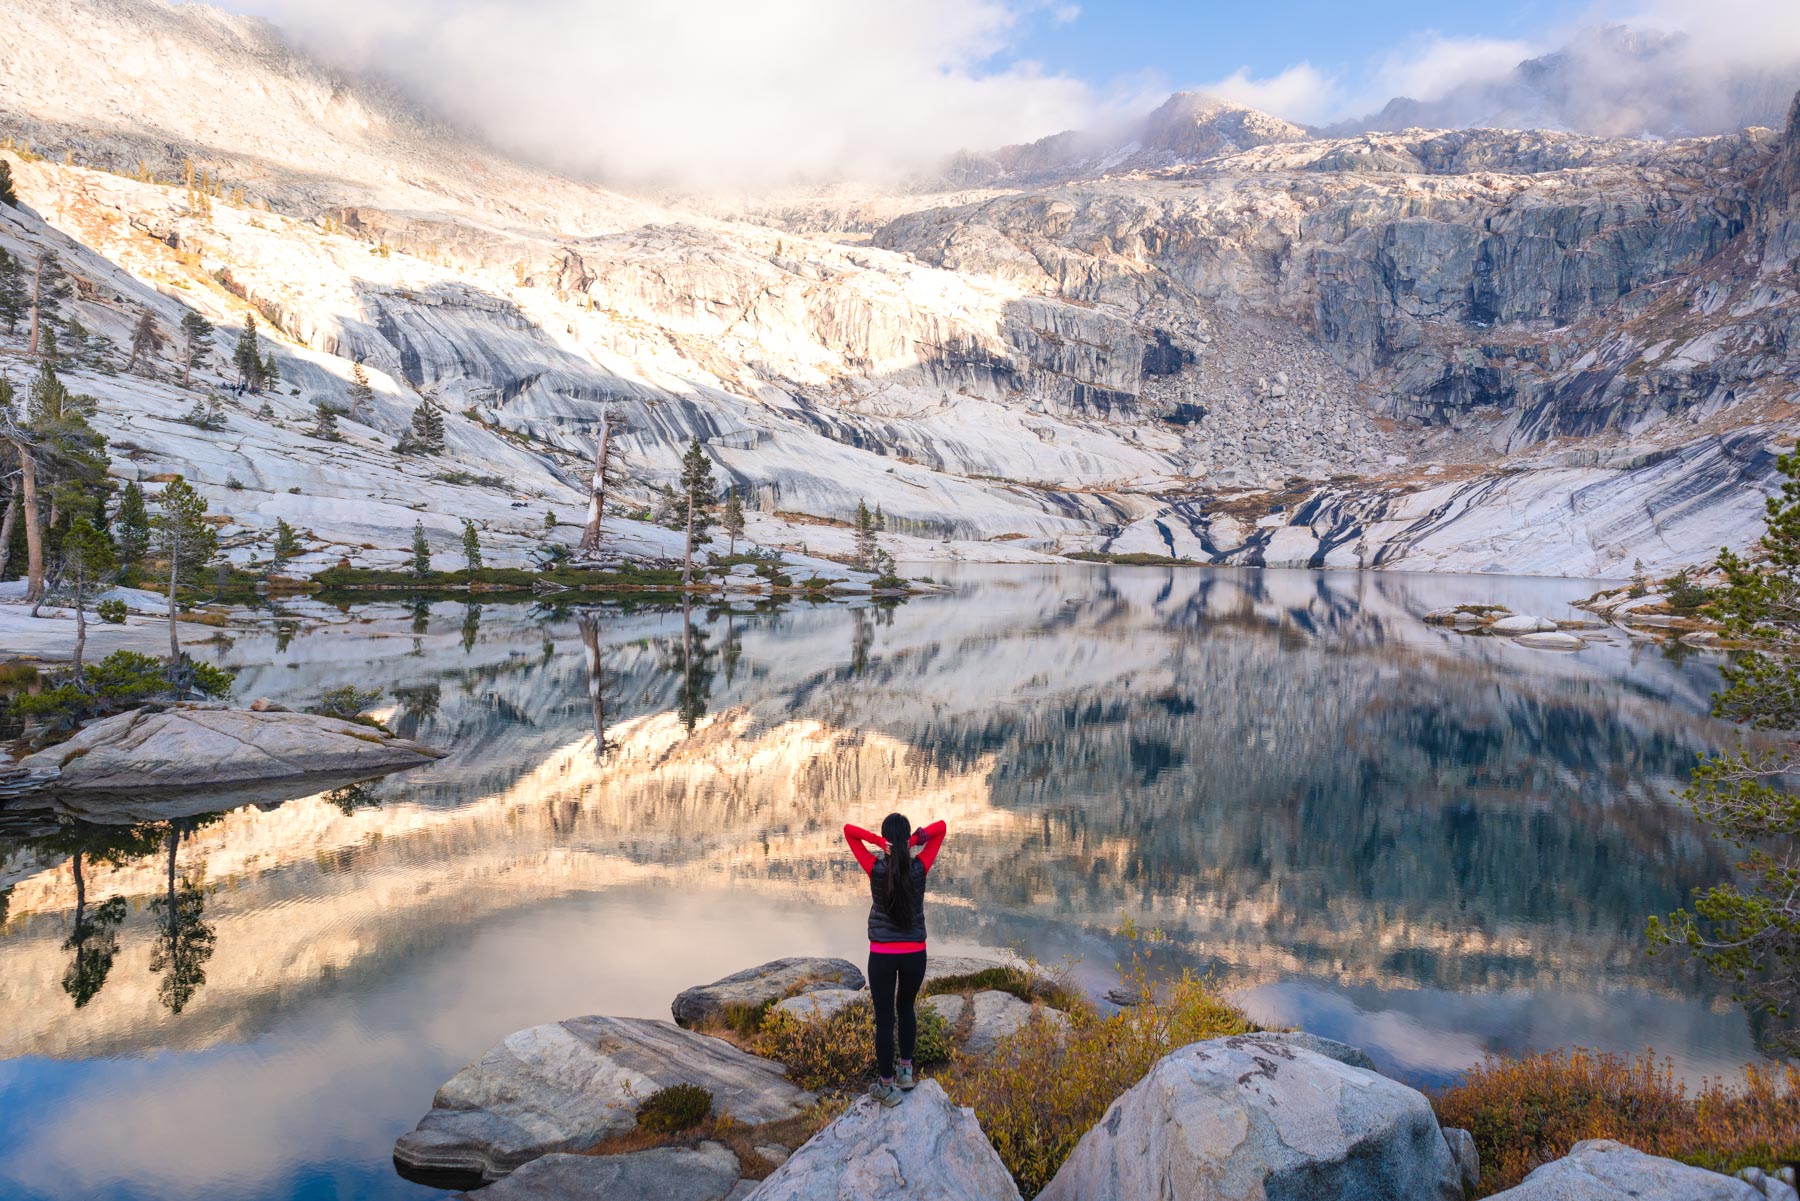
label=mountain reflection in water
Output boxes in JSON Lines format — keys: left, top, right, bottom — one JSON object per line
{"left": 0, "top": 565, "right": 1759, "bottom": 1201}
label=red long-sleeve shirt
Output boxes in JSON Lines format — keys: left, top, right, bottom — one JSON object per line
{"left": 844, "top": 820, "right": 946, "bottom": 953}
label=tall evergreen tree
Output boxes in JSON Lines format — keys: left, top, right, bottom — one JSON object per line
{"left": 347, "top": 361, "right": 374, "bottom": 418}
{"left": 153, "top": 476, "right": 216, "bottom": 666}
{"left": 126, "top": 310, "right": 165, "bottom": 376}
{"left": 722, "top": 488, "right": 745, "bottom": 556}
{"left": 461, "top": 519, "right": 482, "bottom": 572}
{"left": 401, "top": 401, "right": 445, "bottom": 454}
{"left": 853, "top": 499, "right": 878, "bottom": 571}
{"left": 178, "top": 312, "right": 213, "bottom": 386}
{"left": 409, "top": 520, "right": 432, "bottom": 576}
{"left": 678, "top": 436, "right": 716, "bottom": 588}
{"left": 0, "top": 159, "right": 17, "bottom": 208}
{"left": 0, "top": 248, "right": 25, "bottom": 333}
{"left": 112, "top": 481, "right": 150, "bottom": 571}
{"left": 20, "top": 354, "right": 109, "bottom": 609}
{"left": 262, "top": 352, "right": 279, "bottom": 391}
{"left": 27, "top": 251, "right": 71, "bottom": 358}
{"left": 231, "top": 313, "right": 263, "bottom": 391}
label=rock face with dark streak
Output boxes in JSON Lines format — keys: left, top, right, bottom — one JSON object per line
{"left": 1037, "top": 1033, "right": 1462, "bottom": 1201}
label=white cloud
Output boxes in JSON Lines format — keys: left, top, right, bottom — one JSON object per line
{"left": 232, "top": 0, "right": 1105, "bottom": 189}
{"left": 1199, "top": 64, "right": 1338, "bottom": 126}
{"left": 1371, "top": 34, "right": 1540, "bottom": 104}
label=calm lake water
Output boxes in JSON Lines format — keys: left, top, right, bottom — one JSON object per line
{"left": 0, "top": 565, "right": 1759, "bottom": 1201}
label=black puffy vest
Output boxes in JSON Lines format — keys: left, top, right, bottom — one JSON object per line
{"left": 867, "top": 854, "right": 928, "bottom": 943}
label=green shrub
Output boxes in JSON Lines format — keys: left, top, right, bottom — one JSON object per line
{"left": 1664, "top": 569, "right": 1713, "bottom": 615}
{"left": 1433, "top": 1050, "right": 1800, "bottom": 1196}
{"left": 755, "top": 1000, "right": 953, "bottom": 1091}
{"left": 10, "top": 651, "right": 233, "bottom": 730}
{"left": 635, "top": 1083, "right": 713, "bottom": 1134}
{"left": 95, "top": 599, "right": 128, "bottom": 624}
{"left": 946, "top": 972, "right": 1254, "bottom": 1195}
{"left": 311, "top": 684, "right": 382, "bottom": 720}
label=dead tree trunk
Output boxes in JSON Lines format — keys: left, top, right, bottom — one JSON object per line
{"left": 19, "top": 449, "right": 44, "bottom": 605}
{"left": 578, "top": 410, "right": 614, "bottom": 557}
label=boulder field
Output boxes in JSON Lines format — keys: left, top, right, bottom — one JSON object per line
{"left": 392, "top": 956, "right": 1785, "bottom": 1201}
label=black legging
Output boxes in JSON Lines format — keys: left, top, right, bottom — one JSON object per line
{"left": 868, "top": 949, "right": 927, "bottom": 1078}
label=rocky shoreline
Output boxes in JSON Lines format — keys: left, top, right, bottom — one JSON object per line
{"left": 390, "top": 956, "right": 1795, "bottom": 1201}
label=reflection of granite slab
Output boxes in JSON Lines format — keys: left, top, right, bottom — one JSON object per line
{"left": 32, "top": 768, "right": 411, "bottom": 825}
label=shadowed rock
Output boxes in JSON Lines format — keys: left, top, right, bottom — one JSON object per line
{"left": 746, "top": 1078, "right": 1021, "bottom": 1201}
{"left": 1038, "top": 1032, "right": 1461, "bottom": 1201}
{"left": 454, "top": 1143, "right": 742, "bottom": 1200}
{"left": 672, "top": 957, "right": 866, "bottom": 1029}
{"left": 393, "top": 1016, "right": 812, "bottom": 1185}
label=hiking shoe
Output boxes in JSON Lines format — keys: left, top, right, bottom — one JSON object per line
{"left": 869, "top": 1079, "right": 903, "bottom": 1107}
{"left": 897, "top": 1063, "right": 916, "bottom": 1091}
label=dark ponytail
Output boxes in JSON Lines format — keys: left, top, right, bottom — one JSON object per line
{"left": 880, "top": 812, "right": 916, "bottom": 925}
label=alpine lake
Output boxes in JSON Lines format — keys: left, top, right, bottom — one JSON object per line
{"left": 0, "top": 564, "right": 1765, "bottom": 1201}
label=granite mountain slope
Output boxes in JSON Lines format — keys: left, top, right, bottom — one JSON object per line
{"left": 0, "top": 0, "right": 1793, "bottom": 575}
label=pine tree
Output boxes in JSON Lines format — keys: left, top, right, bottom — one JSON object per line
{"left": 347, "top": 361, "right": 374, "bottom": 417}
{"left": 461, "top": 519, "right": 482, "bottom": 572}
{"left": 232, "top": 313, "right": 262, "bottom": 392}
{"left": 27, "top": 251, "right": 71, "bottom": 358}
{"left": 409, "top": 520, "right": 432, "bottom": 576}
{"left": 678, "top": 436, "right": 717, "bottom": 588}
{"left": 402, "top": 401, "right": 444, "bottom": 454}
{"left": 0, "top": 249, "right": 25, "bottom": 333}
{"left": 60, "top": 516, "right": 114, "bottom": 677}
{"left": 179, "top": 312, "right": 213, "bottom": 386}
{"left": 153, "top": 476, "right": 216, "bottom": 664}
{"left": 126, "top": 310, "right": 165, "bottom": 376}
{"left": 0, "top": 160, "right": 17, "bottom": 208}
{"left": 262, "top": 353, "right": 279, "bottom": 390}
{"left": 62, "top": 318, "right": 92, "bottom": 365}
{"left": 272, "top": 518, "right": 301, "bottom": 566}
{"left": 853, "top": 499, "right": 878, "bottom": 571}
{"left": 1649, "top": 452, "right": 1800, "bottom": 1050}
{"left": 722, "top": 488, "right": 745, "bottom": 556}
{"left": 24, "top": 353, "right": 111, "bottom": 606}
{"left": 309, "top": 401, "right": 341, "bottom": 441}
{"left": 112, "top": 481, "right": 151, "bottom": 571}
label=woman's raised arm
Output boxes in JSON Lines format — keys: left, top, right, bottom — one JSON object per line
{"left": 910, "top": 820, "right": 948, "bottom": 871}
{"left": 843, "top": 823, "right": 884, "bottom": 874}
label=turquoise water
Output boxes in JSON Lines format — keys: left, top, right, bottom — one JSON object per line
{"left": 0, "top": 565, "right": 1757, "bottom": 1200}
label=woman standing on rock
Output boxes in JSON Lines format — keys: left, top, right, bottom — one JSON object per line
{"left": 844, "top": 813, "right": 947, "bottom": 1107}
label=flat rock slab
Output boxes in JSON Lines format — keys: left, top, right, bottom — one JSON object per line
{"left": 456, "top": 1143, "right": 742, "bottom": 1201}
{"left": 393, "top": 1016, "right": 814, "bottom": 1184}
{"left": 746, "top": 1079, "right": 1021, "bottom": 1201}
{"left": 1038, "top": 1032, "right": 1461, "bottom": 1201}
{"left": 926, "top": 990, "right": 1068, "bottom": 1054}
{"left": 920, "top": 955, "right": 1017, "bottom": 986}
{"left": 673, "top": 958, "right": 866, "bottom": 1029}
{"left": 1490, "top": 1139, "right": 1760, "bottom": 1200}
{"left": 21, "top": 706, "right": 443, "bottom": 790}
{"left": 1516, "top": 631, "right": 1585, "bottom": 651}
{"left": 1491, "top": 614, "right": 1557, "bottom": 633}
{"left": 772, "top": 988, "right": 867, "bottom": 1022}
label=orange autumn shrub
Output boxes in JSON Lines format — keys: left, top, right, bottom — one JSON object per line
{"left": 1432, "top": 1048, "right": 1800, "bottom": 1195}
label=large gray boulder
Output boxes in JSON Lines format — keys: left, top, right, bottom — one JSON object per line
{"left": 20, "top": 706, "right": 442, "bottom": 790}
{"left": 771, "top": 988, "right": 867, "bottom": 1022}
{"left": 673, "top": 958, "right": 867, "bottom": 1029}
{"left": 393, "top": 1016, "right": 813, "bottom": 1183}
{"left": 1490, "top": 1140, "right": 1761, "bottom": 1200}
{"left": 1037, "top": 1032, "right": 1461, "bottom": 1201}
{"left": 456, "top": 1143, "right": 743, "bottom": 1200}
{"left": 921, "top": 955, "right": 1018, "bottom": 985}
{"left": 746, "top": 1078, "right": 1021, "bottom": 1201}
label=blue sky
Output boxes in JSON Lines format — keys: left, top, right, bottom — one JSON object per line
{"left": 1003, "top": 0, "right": 1573, "bottom": 95}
